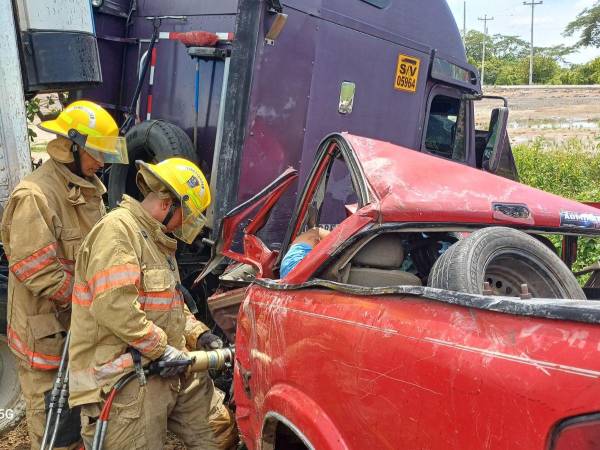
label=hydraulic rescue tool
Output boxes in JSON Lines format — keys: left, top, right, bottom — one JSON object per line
{"left": 91, "top": 346, "right": 234, "bottom": 450}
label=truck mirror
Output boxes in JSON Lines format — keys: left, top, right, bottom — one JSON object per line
{"left": 482, "top": 107, "right": 509, "bottom": 173}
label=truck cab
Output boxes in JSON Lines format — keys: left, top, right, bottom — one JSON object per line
{"left": 86, "top": 0, "right": 514, "bottom": 248}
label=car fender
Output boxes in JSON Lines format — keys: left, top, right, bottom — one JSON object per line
{"left": 260, "top": 383, "right": 349, "bottom": 450}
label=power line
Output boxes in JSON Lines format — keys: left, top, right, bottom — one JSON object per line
{"left": 523, "top": 1, "right": 543, "bottom": 85}
{"left": 477, "top": 14, "right": 494, "bottom": 86}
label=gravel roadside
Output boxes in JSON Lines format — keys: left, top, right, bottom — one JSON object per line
{"left": 0, "top": 420, "right": 187, "bottom": 449}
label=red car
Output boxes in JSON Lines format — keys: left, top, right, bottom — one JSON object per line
{"left": 201, "top": 133, "right": 600, "bottom": 450}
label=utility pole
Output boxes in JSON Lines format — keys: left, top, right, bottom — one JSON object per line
{"left": 477, "top": 14, "right": 493, "bottom": 86}
{"left": 523, "top": 1, "right": 543, "bottom": 85}
{"left": 463, "top": 1, "right": 467, "bottom": 42}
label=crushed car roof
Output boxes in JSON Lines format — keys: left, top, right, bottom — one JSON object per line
{"left": 343, "top": 133, "right": 600, "bottom": 231}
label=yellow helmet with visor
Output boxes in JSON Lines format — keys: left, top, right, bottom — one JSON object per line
{"left": 38, "top": 100, "right": 128, "bottom": 165}
{"left": 136, "top": 158, "right": 211, "bottom": 244}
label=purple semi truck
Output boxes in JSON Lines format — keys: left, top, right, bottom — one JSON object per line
{"left": 83, "top": 0, "right": 516, "bottom": 251}
{"left": 0, "top": 0, "right": 517, "bottom": 433}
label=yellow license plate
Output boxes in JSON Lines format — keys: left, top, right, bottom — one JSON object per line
{"left": 394, "top": 54, "right": 420, "bottom": 93}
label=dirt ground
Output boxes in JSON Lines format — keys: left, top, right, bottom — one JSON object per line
{"left": 0, "top": 420, "right": 29, "bottom": 450}
{"left": 478, "top": 86, "right": 600, "bottom": 145}
{"left": 0, "top": 422, "right": 186, "bottom": 450}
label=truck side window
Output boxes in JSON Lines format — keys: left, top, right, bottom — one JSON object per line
{"left": 424, "top": 95, "right": 467, "bottom": 161}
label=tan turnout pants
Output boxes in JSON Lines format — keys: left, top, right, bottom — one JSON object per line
{"left": 17, "top": 362, "right": 79, "bottom": 450}
{"left": 80, "top": 372, "right": 234, "bottom": 450}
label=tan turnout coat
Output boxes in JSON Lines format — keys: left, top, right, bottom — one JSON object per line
{"left": 68, "top": 195, "right": 208, "bottom": 407}
{"left": 1, "top": 157, "right": 105, "bottom": 370}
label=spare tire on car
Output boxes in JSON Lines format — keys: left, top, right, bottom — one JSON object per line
{"left": 428, "top": 226, "right": 586, "bottom": 300}
{"left": 108, "top": 120, "right": 197, "bottom": 208}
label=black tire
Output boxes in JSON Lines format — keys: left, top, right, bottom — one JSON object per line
{"left": 428, "top": 227, "right": 586, "bottom": 300}
{"left": 0, "top": 275, "right": 25, "bottom": 436}
{"left": 0, "top": 281, "right": 6, "bottom": 336}
{"left": 427, "top": 240, "right": 458, "bottom": 290}
{"left": 108, "top": 120, "right": 197, "bottom": 208}
{"left": 0, "top": 337, "right": 25, "bottom": 435}
{"left": 168, "top": 123, "right": 196, "bottom": 158}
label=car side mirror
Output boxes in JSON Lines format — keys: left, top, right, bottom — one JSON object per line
{"left": 482, "top": 107, "right": 509, "bottom": 173}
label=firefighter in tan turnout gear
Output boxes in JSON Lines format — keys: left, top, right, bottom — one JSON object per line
{"left": 0, "top": 101, "right": 128, "bottom": 449}
{"left": 68, "top": 157, "right": 230, "bottom": 449}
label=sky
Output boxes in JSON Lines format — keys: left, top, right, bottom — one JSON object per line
{"left": 446, "top": 0, "right": 600, "bottom": 64}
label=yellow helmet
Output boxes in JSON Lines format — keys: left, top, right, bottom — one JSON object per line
{"left": 136, "top": 158, "right": 211, "bottom": 244}
{"left": 38, "top": 100, "right": 128, "bottom": 164}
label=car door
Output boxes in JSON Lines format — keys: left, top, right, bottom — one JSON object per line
{"left": 201, "top": 134, "right": 398, "bottom": 449}
{"left": 198, "top": 133, "right": 375, "bottom": 281}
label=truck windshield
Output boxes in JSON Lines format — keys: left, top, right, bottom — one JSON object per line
{"left": 424, "top": 95, "right": 467, "bottom": 161}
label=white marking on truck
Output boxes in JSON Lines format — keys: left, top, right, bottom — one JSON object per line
{"left": 425, "top": 337, "right": 600, "bottom": 378}
{"left": 567, "top": 330, "right": 589, "bottom": 349}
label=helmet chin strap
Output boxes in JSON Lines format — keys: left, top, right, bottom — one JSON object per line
{"left": 70, "top": 142, "right": 84, "bottom": 178}
{"left": 67, "top": 129, "right": 87, "bottom": 178}
{"left": 162, "top": 201, "right": 179, "bottom": 227}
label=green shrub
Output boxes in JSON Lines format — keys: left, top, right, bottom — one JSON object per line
{"left": 513, "top": 138, "right": 600, "bottom": 281}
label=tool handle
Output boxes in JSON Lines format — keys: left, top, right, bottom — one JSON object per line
{"left": 187, "top": 347, "right": 234, "bottom": 372}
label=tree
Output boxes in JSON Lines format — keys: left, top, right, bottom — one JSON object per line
{"left": 463, "top": 28, "right": 596, "bottom": 85}
{"left": 564, "top": 1, "right": 600, "bottom": 47}
{"left": 495, "top": 60, "right": 526, "bottom": 85}
{"left": 464, "top": 30, "right": 485, "bottom": 67}
{"left": 526, "top": 56, "right": 561, "bottom": 84}
{"left": 493, "top": 35, "right": 529, "bottom": 60}
{"left": 536, "top": 44, "right": 576, "bottom": 64}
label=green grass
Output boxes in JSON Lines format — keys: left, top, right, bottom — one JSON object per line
{"left": 30, "top": 144, "right": 47, "bottom": 153}
{"left": 514, "top": 138, "right": 600, "bottom": 282}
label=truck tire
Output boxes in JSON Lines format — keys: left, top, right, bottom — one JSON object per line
{"left": 108, "top": 120, "right": 197, "bottom": 208}
{"left": 0, "top": 273, "right": 25, "bottom": 436}
{"left": 0, "top": 340, "right": 25, "bottom": 435}
{"left": 428, "top": 226, "right": 586, "bottom": 300}
{"left": 168, "top": 123, "right": 196, "bottom": 159}
{"left": 0, "top": 282, "right": 6, "bottom": 336}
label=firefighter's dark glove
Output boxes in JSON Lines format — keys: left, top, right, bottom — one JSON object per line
{"left": 157, "top": 345, "right": 191, "bottom": 378}
{"left": 197, "top": 331, "right": 223, "bottom": 350}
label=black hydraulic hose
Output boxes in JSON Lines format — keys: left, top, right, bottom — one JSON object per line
{"left": 40, "top": 331, "right": 70, "bottom": 450}
{"left": 117, "top": 0, "right": 137, "bottom": 123}
{"left": 47, "top": 365, "right": 70, "bottom": 449}
{"left": 120, "top": 21, "right": 160, "bottom": 134}
{"left": 176, "top": 282, "right": 199, "bottom": 315}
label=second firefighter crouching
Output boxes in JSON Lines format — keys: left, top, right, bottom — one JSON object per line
{"left": 68, "top": 158, "right": 236, "bottom": 449}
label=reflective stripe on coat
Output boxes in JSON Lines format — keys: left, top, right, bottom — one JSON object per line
{"left": 1, "top": 157, "right": 106, "bottom": 370}
{"left": 68, "top": 195, "right": 209, "bottom": 406}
